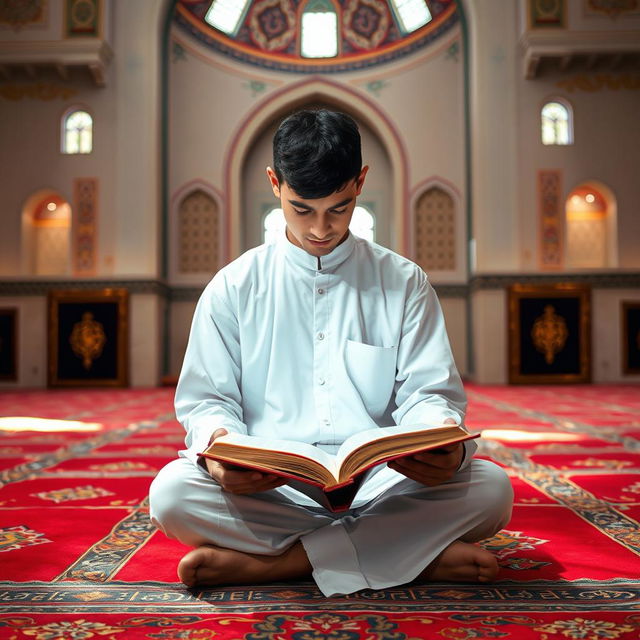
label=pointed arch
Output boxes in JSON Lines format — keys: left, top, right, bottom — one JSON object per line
{"left": 410, "top": 176, "right": 465, "bottom": 278}
{"left": 224, "top": 76, "right": 409, "bottom": 261}
{"left": 21, "top": 189, "right": 72, "bottom": 276}
{"left": 170, "top": 179, "right": 225, "bottom": 282}
{"left": 565, "top": 180, "right": 618, "bottom": 268}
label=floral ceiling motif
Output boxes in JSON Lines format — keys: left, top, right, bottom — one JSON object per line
{"left": 174, "top": 0, "right": 458, "bottom": 72}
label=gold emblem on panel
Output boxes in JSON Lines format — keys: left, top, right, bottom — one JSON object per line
{"left": 70, "top": 311, "right": 106, "bottom": 370}
{"left": 531, "top": 305, "right": 568, "bottom": 364}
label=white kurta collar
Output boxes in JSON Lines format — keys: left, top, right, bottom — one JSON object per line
{"left": 278, "top": 228, "right": 356, "bottom": 272}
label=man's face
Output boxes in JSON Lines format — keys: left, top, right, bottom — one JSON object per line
{"left": 266, "top": 166, "right": 368, "bottom": 257}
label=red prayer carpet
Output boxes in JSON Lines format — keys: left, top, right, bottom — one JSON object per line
{"left": 0, "top": 385, "right": 639, "bottom": 639}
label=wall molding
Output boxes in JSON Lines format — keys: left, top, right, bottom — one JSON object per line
{"left": 3, "top": 273, "right": 639, "bottom": 301}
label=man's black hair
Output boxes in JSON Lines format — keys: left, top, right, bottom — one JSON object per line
{"left": 272, "top": 109, "right": 362, "bottom": 199}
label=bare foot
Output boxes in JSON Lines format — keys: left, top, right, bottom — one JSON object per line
{"left": 177, "top": 542, "right": 312, "bottom": 588}
{"left": 420, "top": 540, "right": 499, "bottom": 583}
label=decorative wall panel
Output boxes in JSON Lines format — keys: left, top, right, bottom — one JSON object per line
{"left": 48, "top": 289, "right": 128, "bottom": 387}
{"left": 178, "top": 190, "right": 219, "bottom": 274}
{"left": 538, "top": 170, "right": 564, "bottom": 270}
{"left": 0, "top": 308, "right": 18, "bottom": 382}
{"left": 65, "top": 0, "right": 101, "bottom": 37}
{"left": 529, "top": 0, "right": 566, "bottom": 28}
{"left": 622, "top": 301, "right": 640, "bottom": 375}
{"left": 566, "top": 215, "right": 607, "bottom": 268}
{"left": 414, "top": 187, "right": 456, "bottom": 272}
{"left": 0, "top": 0, "right": 47, "bottom": 29}
{"left": 73, "top": 177, "right": 98, "bottom": 276}
{"left": 508, "top": 284, "right": 591, "bottom": 384}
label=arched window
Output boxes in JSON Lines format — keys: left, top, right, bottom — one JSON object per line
{"left": 205, "top": 0, "right": 250, "bottom": 36}
{"left": 389, "top": 0, "right": 432, "bottom": 34}
{"left": 62, "top": 109, "right": 93, "bottom": 154}
{"left": 541, "top": 100, "right": 572, "bottom": 146}
{"left": 301, "top": 0, "right": 338, "bottom": 58}
{"left": 263, "top": 206, "right": 376, "bottom": 243}
{"left": 350, "top": 206, "right": 375, "bottom": 241}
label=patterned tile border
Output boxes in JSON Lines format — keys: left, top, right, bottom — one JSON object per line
{"left": 0, "top": 580, "right": 637, "bottom": 613}
{"left": 55, "top": 499, "right": 155, "bottom": 582}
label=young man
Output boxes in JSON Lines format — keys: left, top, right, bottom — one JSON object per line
{"left": 149, "top": 109, "right": 513, "bottom": 597}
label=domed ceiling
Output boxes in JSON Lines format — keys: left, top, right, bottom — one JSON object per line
{"left": 174, "top": 0, "right": 459, "bottom": 73}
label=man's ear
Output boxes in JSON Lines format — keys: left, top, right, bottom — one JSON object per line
{"left": 355, "top": 165, "right": 369, "bottom": 195}
{"left": 266, "top": 167, "right": 281, "bottom": 198}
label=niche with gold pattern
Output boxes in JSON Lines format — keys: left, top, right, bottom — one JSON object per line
{"left": 48, "top": 289, "right": 128, "bottom": 387}
{"left": 508, "top": 284, "right": 590, "bottom": 384}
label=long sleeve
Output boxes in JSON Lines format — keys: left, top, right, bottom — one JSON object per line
{"left": 175, "top": 278, "right": 248, "bottom": 465}
{"left": 392, "top": 277, "right": 477, "bottom": 469}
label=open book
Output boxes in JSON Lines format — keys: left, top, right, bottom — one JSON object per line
{"left": 199, "top": 423, "right": 479, "bottom": 511}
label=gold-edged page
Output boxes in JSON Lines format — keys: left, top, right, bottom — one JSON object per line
{"left": 209, "top": 432, "right": 340, "bottom": 484}
{"left": 337, "top": 424, "right": 467, "bottom": 482}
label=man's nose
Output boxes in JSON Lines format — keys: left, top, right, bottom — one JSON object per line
{"left": 310, "top": 214, "right": 331, "bottom": 238}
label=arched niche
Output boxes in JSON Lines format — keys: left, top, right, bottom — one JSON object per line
{"left": 240, "top": 96, "right": 393, "bottom": 252}
{"left": 565, "top": 181, "right": 618, "bottom": 269}
{"left": 224, "top": 77, "right": 408, "bottom": 261}
{"left": 410, "top": 176, "right": 466, "bottom": 280}
{"left": 170, "top": 179, "right": 225, "bottom": 284}
{"left": 21, "top": 189, "right": 72, "bottom": 276}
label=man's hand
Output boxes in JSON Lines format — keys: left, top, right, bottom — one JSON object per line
{"left": 202, "top": 428, "right": 288, "bottom": 495}
{"left": 387, "top": 419, "right": 464, "bottom": 487}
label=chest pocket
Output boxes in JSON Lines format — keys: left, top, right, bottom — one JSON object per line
{"left": 344, "top": 340, "right": 398, "bottom": 418}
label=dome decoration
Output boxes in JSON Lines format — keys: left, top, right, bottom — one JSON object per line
{"left": 174, "top": 0, "right": 458, "bottom": 73}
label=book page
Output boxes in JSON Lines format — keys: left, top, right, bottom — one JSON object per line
{"left": 334, "top": 423, "right": 456, "bottom": 465}
{"left": 212, "top": 432, "right": 340, "bottom": 477}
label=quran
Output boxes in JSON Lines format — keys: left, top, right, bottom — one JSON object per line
{"left": 199, "top": 423, "right": 479, "bottom": 512}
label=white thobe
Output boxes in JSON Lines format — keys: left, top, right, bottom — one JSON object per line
{"left": 151, "top": 231, "right": 513, "bottom": 595}
{"left": 174, "top": 230, "right": 475, "bottom": 507}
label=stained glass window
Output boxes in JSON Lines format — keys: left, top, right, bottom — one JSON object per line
{"left": 205, "top": 0, "right": 250, "bottom": 36}
{"left": 62, "top": 110, "right": 92, "bottom": 154}
{"left": 301, "top": 0, "right": 338, "bottom": 58}
{"left": 541, "top": 101, "right": 572, "bottom": 145}
{"left": 390, "top": 0, "right": 432, "bottom": 34}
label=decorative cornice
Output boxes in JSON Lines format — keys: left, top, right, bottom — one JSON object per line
{"left": 432, "top": 284, "right": 469, "bottom": 298}
{"left": 470, "top": 272, "right": 640, "bottom": 291}
{"left": 519, "top": 30, "right": 640, "bottom": 79}
{"left": 0, "top": 280, "right": 171, "bottom": 297}
{"left": 0, "top": 39, "right": 113, "bottom": 86}
{"left": 170, "top": 287, "right": 206, "bottom": 302}
{"left": 2, "top": 273, "right": 639, "bottom": 301}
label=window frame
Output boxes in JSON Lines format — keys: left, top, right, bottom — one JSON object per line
{"left": 298, "top": 0, "right": 341, "bottom": 59}
{"left": 540, "top": 97, "right": 574, "bottom": 146}
{"left": 388, "top": 0, "right": 432, "bottom": 36}
{"left": 204, "top": 0, "right": 252, "bottom": 37}
{"left": 60, "top": 105, "right": 94, "bottom": 155}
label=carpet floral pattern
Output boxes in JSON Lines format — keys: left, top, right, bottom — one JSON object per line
{"left": 0, "top": 385, "right": 639, "bottom": 639}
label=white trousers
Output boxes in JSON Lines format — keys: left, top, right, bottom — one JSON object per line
{"left": 149, "top": 457, "right": 513, "bottom": 596}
